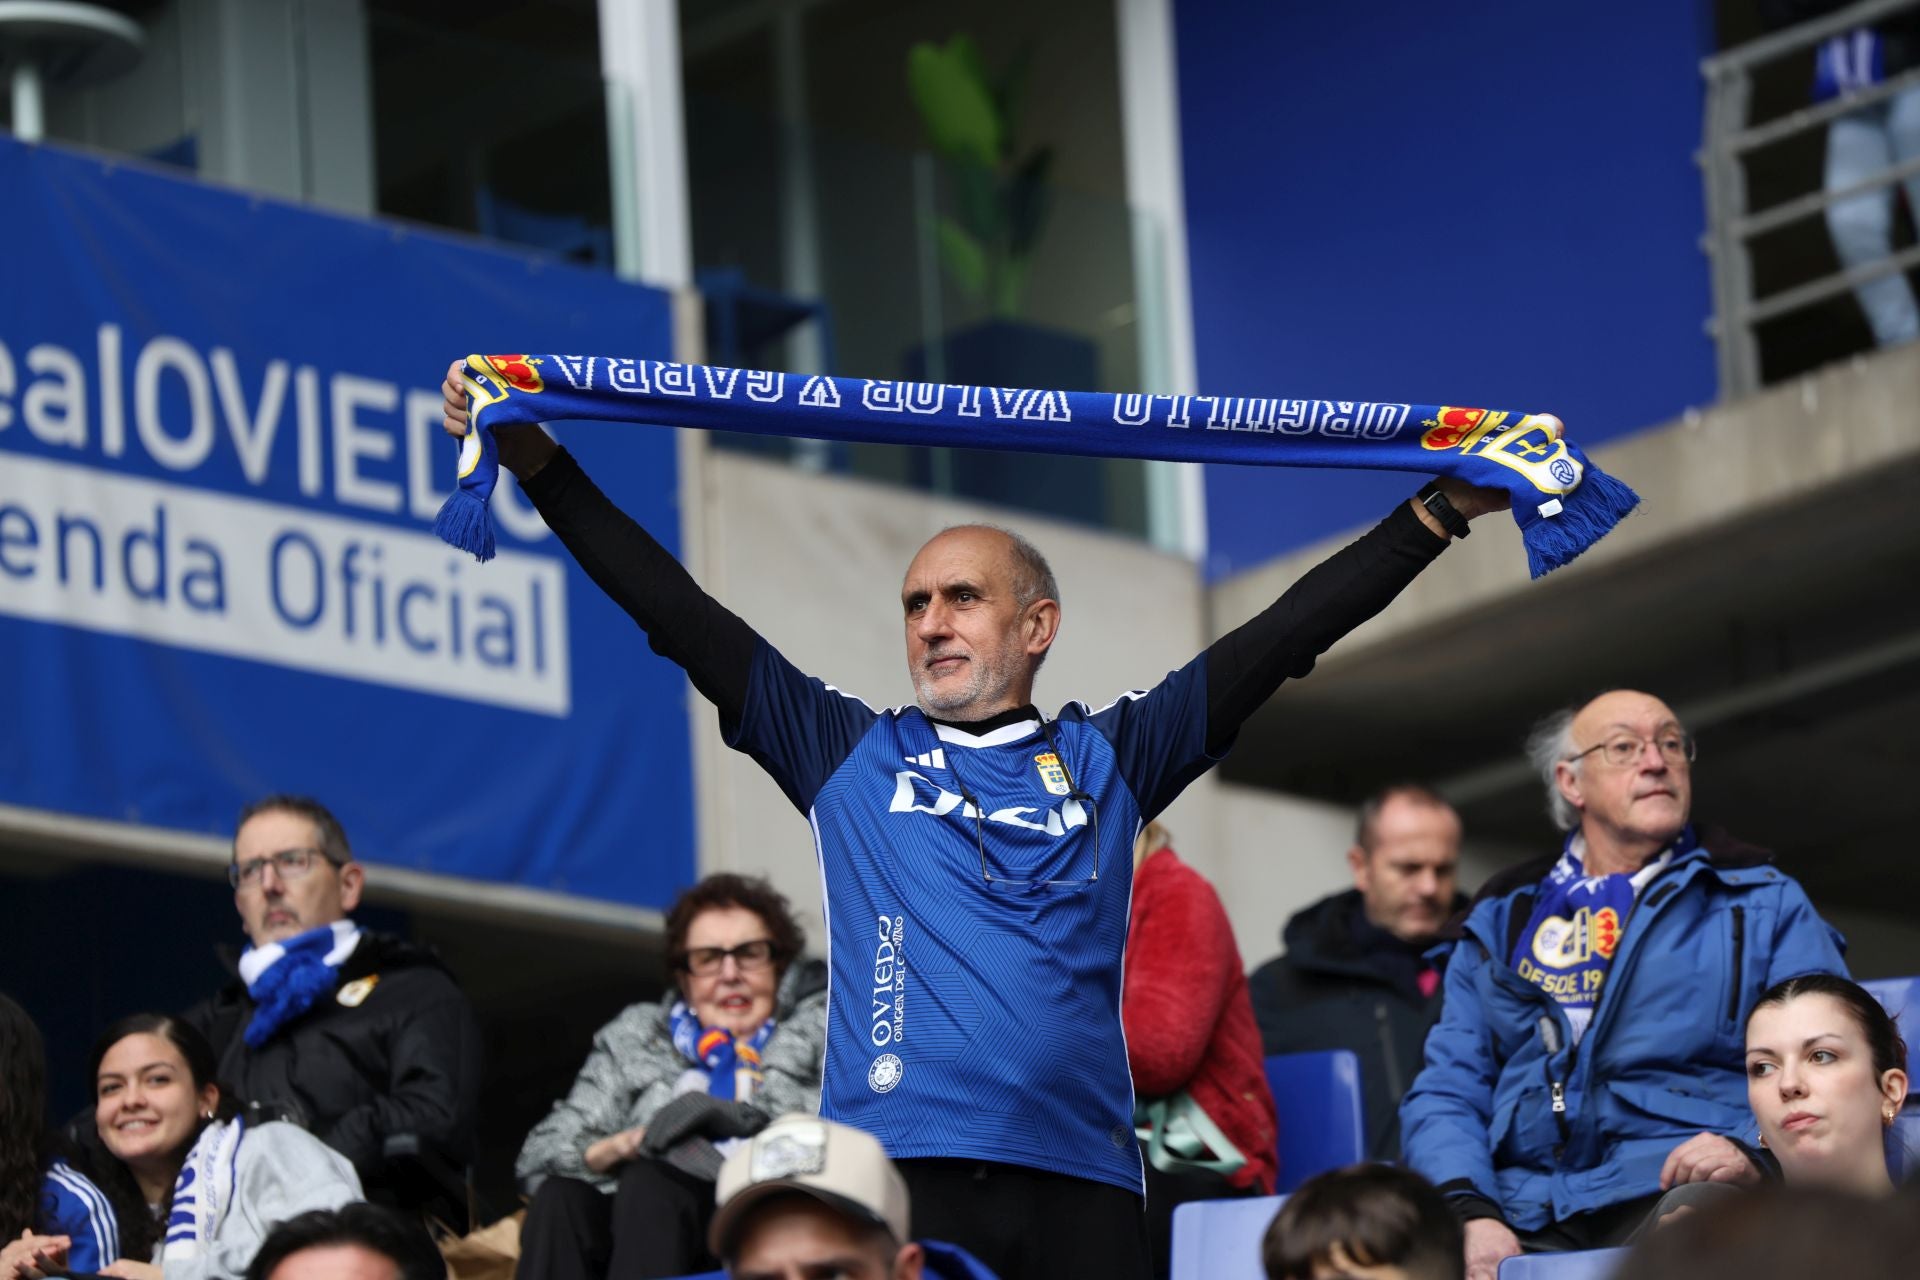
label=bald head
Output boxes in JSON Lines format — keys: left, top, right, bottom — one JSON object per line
{"left": 916, "top": 525, "right": 1058, "bottom": 610}
{"left": 1552, "top": 689, "right": 1693, "bottom": 871}
{"left": 900, "top": 526, "right": 1061, "bottom": 719}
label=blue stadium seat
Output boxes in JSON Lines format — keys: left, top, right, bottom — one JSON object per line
{"left": 1887, "top": 1110, "right": 1920, "bottom": 1181}
{"left": 1169, "top": 1194, "right": 1285, "bottom": 1280}
{"left": 1860, "top": 975, "right": 1920, "bottom": 1083}
{"left": 1263, "top": 1050, "right": 1367, "bottom": 1193}
{"left": 1498, "top": 1248, "right": 1627, "bottom": 1279}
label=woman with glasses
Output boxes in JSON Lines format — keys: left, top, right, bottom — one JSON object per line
{"left": 514, "top": 873, "right": 827, "bottom": 1280}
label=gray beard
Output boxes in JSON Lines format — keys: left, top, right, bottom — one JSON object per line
{"left": 913, "top": 652, "right": 1023, "bottom": 719}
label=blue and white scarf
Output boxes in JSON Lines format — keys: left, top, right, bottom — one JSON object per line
{"left": 162, "top": 1116, "right": 243, "bottom": 1261}
{"left": 1814, "top": 28, "right": 1884, "bottom": 102}
{"left": 667, "top": 1000, "right": 775, "bottom": 1101}
{"left": 1511, "top": 835, "right": 1680, "bottom": 1043}
{"left": 437, "top": 355, "right": 1640, "bottom": 579}
{"left": 238, "top": 920, "right": 360, "bottom": 1048}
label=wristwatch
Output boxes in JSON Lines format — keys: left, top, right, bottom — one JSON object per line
{"left": 1417, "top": 481, "right": 1472, "bottom": 539}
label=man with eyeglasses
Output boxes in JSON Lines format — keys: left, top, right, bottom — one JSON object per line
{"left": 439, "top": 368, "right": 1512, "bottom": 1280}
{"left": 1401, "top": 690, "right": 1846, "bottom": 1280}
{"left": 183, "top": 794, "right": 483, "bottom": 1216}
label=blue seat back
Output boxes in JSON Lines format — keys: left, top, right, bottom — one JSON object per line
{"left": 1498, "top": 1248, "right": 1628, "bottom": 1279}
{"left": 1887, "top": 1110, "right": 1920, "bottom": 1181}
{"left": 1169, "top": 1194, "right": 1285, "bottom": 1280}
{"left": 1860, "top": 975, "right": 1920, "bottom": 1083}
{"left": 1263, "top": 1049, "right": 1367, "bottom": 1193}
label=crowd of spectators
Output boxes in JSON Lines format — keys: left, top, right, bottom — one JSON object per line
{"left": 4, "top": 684, "right": 1905, "bottom": 1280}
{"left": 0, "top": 344, "right": 1908, "bottom": 1278}
{"left": 0, "top": 632, "right": 1904, "bottom": 1280}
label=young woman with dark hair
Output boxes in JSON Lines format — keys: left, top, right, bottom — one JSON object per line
{"left": 69, "top": 1014, "right": 361, "bottom": 1280}
{"left": 0, "top": 994, "right": 119, "bottom": 1277}
{"left": 1743, "top": 973, "right": 1908, "bottom": 1193}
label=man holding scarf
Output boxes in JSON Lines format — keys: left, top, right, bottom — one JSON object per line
{"left": 1401, "top": 690, "right": 1847, "bottom": 1280}
{"left": 438, "top": 368, "right": 1510, "bottom": 1280}
{"left": 184, "top": 795, "right": 484, "bottom": 1215}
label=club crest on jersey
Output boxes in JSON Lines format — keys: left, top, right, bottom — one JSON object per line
{"left": 1034, "top": 752, "right": 1070, "bottom": 796}
{"left": 868, "top": 1053, "right": 904, "bottom": 1094}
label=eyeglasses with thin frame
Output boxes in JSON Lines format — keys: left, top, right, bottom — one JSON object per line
{"left": 673, "top": 939, "right": 779, "bottom": 976}
{"left": 947, "top": 718, "right": 1101, "bottom": 888}
{"left": 1565, "top": 731, "right": 1697, "bottom": 770}
{"left": 228, "top": 846, "right": 341, "bottom": 890}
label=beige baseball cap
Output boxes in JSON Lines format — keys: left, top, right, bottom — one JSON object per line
{"left": 709, "top": 1115, "right": 911, "bottom": 1259}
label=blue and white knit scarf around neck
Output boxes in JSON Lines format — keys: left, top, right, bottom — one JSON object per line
{"left": 162, "top": 1116, "right": 242, "bottom": 1261}
{"left": 668, "top": 1000, "right": 775, "bottom": 1101}
{"left": 436, "top": 355, "right": 1640, "bottom": 578}
{"left": 1510, "top": 834, "right": 1683, "bottom": 1043}
{"left": 238, "top": 920, "right": 360, "bottom": 1048}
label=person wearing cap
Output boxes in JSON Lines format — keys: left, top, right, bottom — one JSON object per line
{"left": 712, "top": 1117, "right": 1001, "bottom": 1280}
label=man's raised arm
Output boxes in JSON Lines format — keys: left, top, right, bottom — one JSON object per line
{"left": 439, "top": 360, "right": 759, "bottom": 722}
{"left": 1202, "top": 477, "right": 1507, "bottom": 756}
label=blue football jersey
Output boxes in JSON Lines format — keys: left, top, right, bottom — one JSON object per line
{"left": 40, "top": 1158, "right": 119, "bottom": 1272}
{"left": 728, "top": 639, "right": 1219, "bottom": 1193}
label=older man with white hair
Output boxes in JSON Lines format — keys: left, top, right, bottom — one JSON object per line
{"left": 1401, "top": 689, "right": 1847, "bottom": 1280}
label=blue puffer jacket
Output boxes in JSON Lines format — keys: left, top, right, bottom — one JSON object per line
{"left": 1400, "top": 829, "right": 1846, "bottom": 1231}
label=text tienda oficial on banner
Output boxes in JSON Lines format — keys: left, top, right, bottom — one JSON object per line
{"left": 0, "top": 327, "right": 570, "bottom": 716}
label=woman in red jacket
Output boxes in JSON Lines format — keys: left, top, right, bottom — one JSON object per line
{"left": 1124, "top": 822, "right": 1279, "bottom": 1278}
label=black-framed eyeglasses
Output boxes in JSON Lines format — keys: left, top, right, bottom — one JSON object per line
{"left": 1565, "top": 731, "right": 1697, "bottom": 770}
{"left": 947, "top": 718, "right": 1101, "bottom": 888}
{"left": 228, "top": 846, "right": 341, "bottom": 890}
{"left": 673, "top": 939, "right": 778, "bottom": 975}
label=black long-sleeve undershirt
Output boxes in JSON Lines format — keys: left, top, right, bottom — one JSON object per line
{"left": 520, "top": 447, "right": 1448, "bottom": 753}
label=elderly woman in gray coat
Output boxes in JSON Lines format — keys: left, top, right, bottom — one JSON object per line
{"left": 514, "top": 874, "right": 828, "bottom": 1280}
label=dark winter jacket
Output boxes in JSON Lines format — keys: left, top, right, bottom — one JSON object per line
{"left": 183, "top": 928, "right": 483, "bottom": 1186}
{"left": 1247, "top": 888, "right": 1457, "bottom": 1160}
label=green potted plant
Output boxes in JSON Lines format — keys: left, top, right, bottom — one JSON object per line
{"left": 906, "top": 35, "right": 1054, "bottom": 319}
{"left": 903, "top": 35, "right": 1108, "bottom": 524}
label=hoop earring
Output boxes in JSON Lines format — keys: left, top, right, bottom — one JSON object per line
{"left": 1757, "top": 1133, "right": 1768, "bottom": 1149}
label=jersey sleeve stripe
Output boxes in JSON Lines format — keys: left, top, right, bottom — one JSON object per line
{"left": 47, "top": 1160, "right": 119, "bottom": 1264}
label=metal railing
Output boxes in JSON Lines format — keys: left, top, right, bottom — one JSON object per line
{"left": 1699, "top": 0, "right": 1920, "bottom": 396}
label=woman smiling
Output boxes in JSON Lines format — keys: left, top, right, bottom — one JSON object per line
{"left": 71, "top": 1014, "right": 361, "bottom": 1280}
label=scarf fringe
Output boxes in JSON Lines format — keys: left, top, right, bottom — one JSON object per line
{"left": 435, "top": 487, "right": 496, "bottom": 563}
{"left": 1522, "top": 467, "right": 1640, "bottom": 578}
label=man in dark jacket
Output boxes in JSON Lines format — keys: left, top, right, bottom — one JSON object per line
{"left": 1247, "top": 784, "right": 1463, "bottom": 1160}
{"left": 184, "top": 795, "right": 483, "bottom": 1208}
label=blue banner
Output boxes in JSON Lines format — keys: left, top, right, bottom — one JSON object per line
{"left": 0, "top": 135, "right": 691, "bottom": 910}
